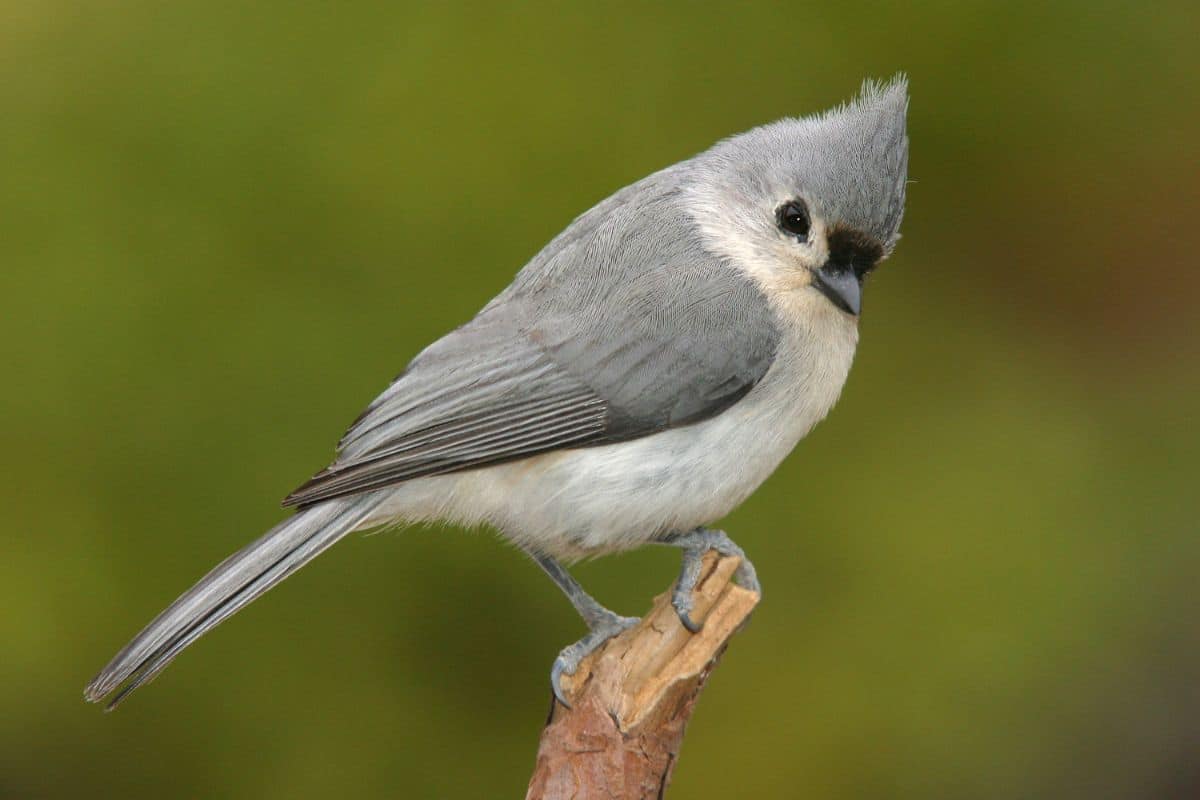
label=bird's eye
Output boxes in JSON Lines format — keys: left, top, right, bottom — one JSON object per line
{"left": 776, "top": 200, "right": 811, "bottom": 240}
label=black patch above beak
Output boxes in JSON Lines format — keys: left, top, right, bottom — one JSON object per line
{"left": 815, "top": 227, "right": 883, "bottom": 316}
{"left": 813, "top": 265, "right": 862, "bottom": 316}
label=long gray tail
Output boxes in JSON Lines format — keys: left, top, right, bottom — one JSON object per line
{"left": 85, "top": 495, "right": 382, "bottom": 710}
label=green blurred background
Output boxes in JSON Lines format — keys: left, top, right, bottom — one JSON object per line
{"left": 3, "top": 1, "right": 1198, "bottom": 797}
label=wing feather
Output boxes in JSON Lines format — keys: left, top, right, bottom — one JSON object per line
{"left": 284, "top": 327, "right": 608, "bottom": 507}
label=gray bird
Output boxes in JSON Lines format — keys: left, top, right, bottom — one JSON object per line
{"left": 86, "top": 76, "right": 909, "bottom": 710}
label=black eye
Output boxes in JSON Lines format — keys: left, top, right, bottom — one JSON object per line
{"left": 776, "top": 200, "right": 811, "bottom": 240}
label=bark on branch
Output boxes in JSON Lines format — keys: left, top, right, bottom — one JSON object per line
{"left": 525, "top": 552, "right": 760, "bottom": 799}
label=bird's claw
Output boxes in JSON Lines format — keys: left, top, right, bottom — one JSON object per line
{"left": 550, "top": 612, "right": 639, "bottom": 707}
{"left": 674, "top": 603, "right": 703, "bottom": 634}
{"left": 669, "top": 528, "right": 761, "bottom": 633}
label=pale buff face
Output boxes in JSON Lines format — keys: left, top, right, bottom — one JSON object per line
{"left": 682, "top": 180, "right": 841, "bottom": 317}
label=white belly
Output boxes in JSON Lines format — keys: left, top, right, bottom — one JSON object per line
{"left": 369, "top": 295, "right": 858, "bottom": 561}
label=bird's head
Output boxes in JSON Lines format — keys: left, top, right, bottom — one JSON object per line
{"left": 685, "top": 76, "right": 909, "bottom": 317}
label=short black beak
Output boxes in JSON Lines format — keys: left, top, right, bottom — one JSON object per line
{"left": 813, "top": 265, "right": 862, "bottom": 316}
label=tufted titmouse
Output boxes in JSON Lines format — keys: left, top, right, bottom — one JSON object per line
{"left": 86, "top": 76, "right": 909, "bottom": 709}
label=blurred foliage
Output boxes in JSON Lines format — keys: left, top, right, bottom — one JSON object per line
{"left": 2, "top": 1, "right": 1198, "bottom": 798}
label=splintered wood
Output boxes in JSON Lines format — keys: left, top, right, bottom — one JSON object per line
{"left": 525, "top": 552, "right": 760, "bottom": 800}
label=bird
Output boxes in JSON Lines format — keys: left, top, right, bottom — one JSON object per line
{"left": 85, "top": 76, "right": 909, "bottom": 710}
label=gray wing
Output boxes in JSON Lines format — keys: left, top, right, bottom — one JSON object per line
{"left": 283, "top": 168, "right": 780, "bottom": 508}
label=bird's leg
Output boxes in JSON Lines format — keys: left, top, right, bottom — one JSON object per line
{"left": 533, "top": 553, "right": 638, "bottom": 707}
{"left": 660, "top": 527, "right": 761, "bottom": 633}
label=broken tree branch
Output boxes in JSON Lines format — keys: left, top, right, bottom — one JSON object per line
{"left": 525, "top": 551, "right": 760, "bottom": 800}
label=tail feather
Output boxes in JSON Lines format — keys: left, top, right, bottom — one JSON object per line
{"left": 85, "top": 496, "right": 380, "bottom": 710}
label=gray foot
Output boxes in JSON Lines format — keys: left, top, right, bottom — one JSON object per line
{"left": 666, "top": 528, "right": 761, "bottom": 633}
{"left": 550, "top": 610, "right": 639, "bottom": 707}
